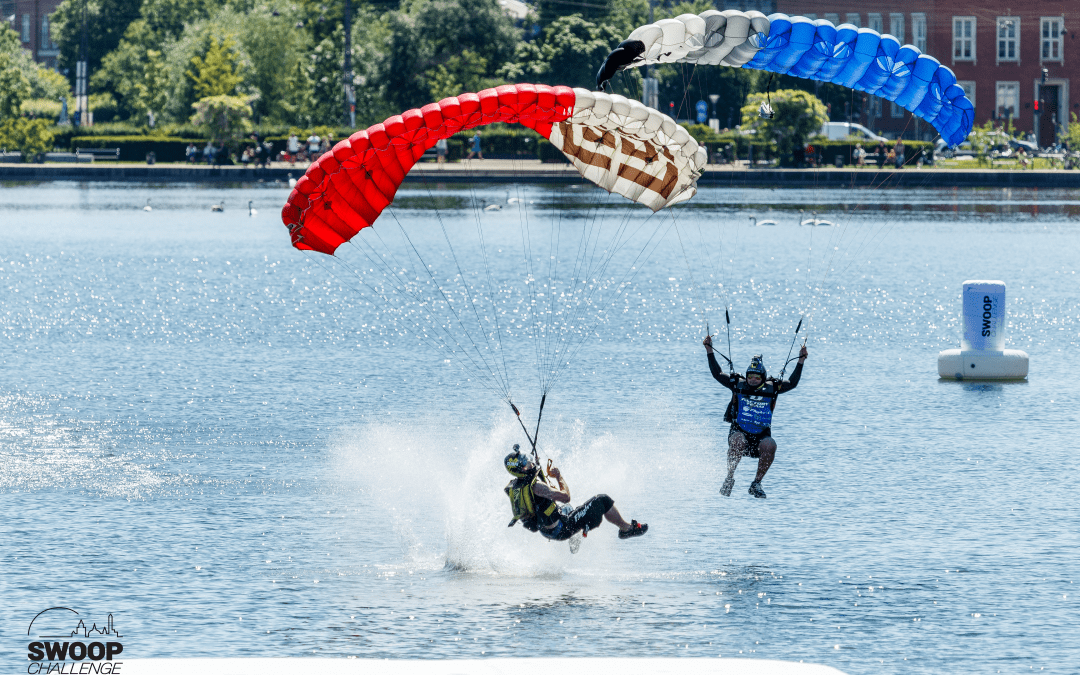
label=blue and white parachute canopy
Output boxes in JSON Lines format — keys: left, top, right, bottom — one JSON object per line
{"left": 595, "top": 11, "right": 974, "bottom": 147}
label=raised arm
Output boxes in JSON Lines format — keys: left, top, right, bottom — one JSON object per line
{"left": 777, "top": 345, "right": 808, "bottom": 393}
{"left": 704, "top": 335, "right": 735, "bottom": 390}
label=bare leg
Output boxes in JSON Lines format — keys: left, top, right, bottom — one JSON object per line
{"left": 754, "top": 438, "right": 776, "bottom": 483}
{"left": 603, "top": 505, "right": 631, "bottom": 531}
{"left": 727, "top": 432, "right": 747, "bottom": 479}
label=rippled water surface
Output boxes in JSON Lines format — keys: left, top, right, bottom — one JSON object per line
{"left": 2, "top": 181, "right": 1078, "bottom": 674}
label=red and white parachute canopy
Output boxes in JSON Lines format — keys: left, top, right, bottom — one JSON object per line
{"left": 282, "top": 83, "right": 706, "bottom": 255}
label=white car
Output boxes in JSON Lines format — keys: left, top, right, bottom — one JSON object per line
{"left": 819, "top": 122, "right": 887, "bottom": 142}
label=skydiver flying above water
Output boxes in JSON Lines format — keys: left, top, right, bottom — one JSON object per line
{"left": 503, "top": 446, "right": 647, "bottom": 542}
{"left": 703, "top": 335, "right": 808, "bottom": 498}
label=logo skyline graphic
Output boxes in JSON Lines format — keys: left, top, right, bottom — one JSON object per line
{"left": 29, "top": 607, "right": 123, "bottom": 639}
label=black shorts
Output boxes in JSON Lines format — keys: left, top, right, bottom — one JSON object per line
{"left": 729, "top": 424, "right": 771, "bottom": 458}
{"left": 542, "top": 494, "right": 613, "bottom": 541}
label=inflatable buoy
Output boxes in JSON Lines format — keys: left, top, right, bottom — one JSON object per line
{"left": 938, "top": 280, "right": 1028, "bottom": 380}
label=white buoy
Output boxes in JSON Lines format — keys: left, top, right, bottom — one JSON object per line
{"left": 938, "top": 280, "right": 1028, "bottom": 380}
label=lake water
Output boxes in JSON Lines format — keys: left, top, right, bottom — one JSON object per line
{"left": 1, "top": 180, "right": 1078, "bottom": 674}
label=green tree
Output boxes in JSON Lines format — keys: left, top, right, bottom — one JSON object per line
{"left": 187, "top": 35, "right": 244, "bottom": 99}
{"left": 51, "top": 0, "right": 146, "bottom": 88}
{"left": 0, "top": 118, "right": 56, "bottom": 161}
{"left": 190, "top": 93, "right": 254, "bottom": 149}
{"left": 0, "top": 24, "right": 33, "bottom": 120}
{"left": 502, "top": 14, "right": 623, "bottom": 90}
{"left": 740, "top": 89, "right": 828, "bottom": 165}
{"left": 1065, "top": 113, "right": 1080, "bottom": 151}
{"left": 383, "top": 0, "right": 520, "bottom": 111}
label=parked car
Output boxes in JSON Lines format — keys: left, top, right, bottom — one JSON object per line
{"left": 819, "top": 122, "right": 888, "bottom": 142}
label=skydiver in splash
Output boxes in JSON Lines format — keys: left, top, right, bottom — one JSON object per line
{"left": 703, "top": 336, "right": 808, "bottom": 498}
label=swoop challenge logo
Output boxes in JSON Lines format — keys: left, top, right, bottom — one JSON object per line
{"left": 26, "top": 607, "right": 124, "bottom": 674}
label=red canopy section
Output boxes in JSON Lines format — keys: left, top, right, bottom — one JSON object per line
{"left": 281, "top": 84, "right": 576, "bottom": 255}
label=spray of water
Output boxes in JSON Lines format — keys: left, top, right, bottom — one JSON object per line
{"left": 328, "top": 397, "right": 713, "bottom": 577}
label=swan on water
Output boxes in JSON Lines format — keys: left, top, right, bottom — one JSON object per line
{"left": 798, "top": 210, "right": 816, "bottom": 226}
{"left": 749, "top": 216, "right": 777, "bottom": 226}
{"left": 248, "top": 200, "right": 258, "bottom": 217}
{"left": 483, "top": 203, "right": 502, "bottom": 212}
{"left": 143, "top": 198, "right": 152, "bottom": 212}
{"left": 211, "top": 201, "right": 224, "bottom": 212}
{"left": 287, "top": 173, "right": 297, "bottom": 188}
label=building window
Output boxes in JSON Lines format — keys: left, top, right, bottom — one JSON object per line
{"left": 805, "top": 14, "right": 817, "bottom": 21}
{"left": 1041, "top": 17, "right": 1064, "bottom": 62}
{"left": 890, "top": 13, "right": 904, "bottom": 43}
{"left": 891, "top": 102, "right": 904, "bottom": 118}
{"left": 912, "top": 14, "right": 926, "bottom": 52}
{"left": 996, "top": 82, "right": 1019, "bottom": 120}
{"left": 957, "top": 81, "right": 976, "bottom": 116}
{"left": 845, "top": 13, "right": 860, "bottom": 28}
{"left": 868, "top": 13, "right": 883, "bottom": 34}
{"left": 21, "top": 13, "right": 30, "bottom": 42}
{"left": 997, "top": 17, "right": 1019, "bottom": 62}
{"left": 825, "top": 14, "right": 839, "bottom": 26}
{"left": 953, "top": 17, "right": 976, "bottom": 62}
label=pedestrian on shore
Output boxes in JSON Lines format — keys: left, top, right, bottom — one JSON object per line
{"left": 875, "top": 139, "right": 887, "bottom": 169}
{"left": 261, "top": 139, "right": 273, "bottom": 168}
{"left": 186, "top": 143, "right": 198, "bottom": 163}
{"left": 307, "top": 133, "right": 321, "bottom": 161}
{"left": 252, "top": 135, "right": 264, "bottom": 167}
{"left": 287, "top": 133, "right": 300, "bottom": 165}
{"left": 466, "top": 131, "right": 483, "bottom": 160}
{"left": 894, "top": 138, "right": 905, "bottom": 169}
{"left": 436, "top": 137, "right": 448, "bottom": 165}
{"left": 854, "top": 143, "right": 865, "bottom": 167}
{"left": 203, "top": 141, "right": 214, "bottom": 165}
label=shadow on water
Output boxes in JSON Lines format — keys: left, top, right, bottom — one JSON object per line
{"left": 935, "top": 379, "right": 1030, "bottom": 393}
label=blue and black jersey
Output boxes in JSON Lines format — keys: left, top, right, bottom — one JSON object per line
{"left": 707, "top": 353, "right": 803, "bottom": 434}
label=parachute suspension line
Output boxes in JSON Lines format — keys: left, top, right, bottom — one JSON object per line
{"left": 336, "top": 238, "right": 508, "bottom": 400}
{"left": 544, "top": 197, "right": 642, "bottom": 389}
{"left": 800, "top": 113, "right": 937, "bottom": 343}
{"left": 450, "top": 175, "right": 515, "bottom": 399}
{"left": 380, "top": 208, "right": 513, "bottom": 401}
{"left": 538, "top": 176, "right": 627, "bottom": 394}
{"left": 672, "top": 215, "right": 709, "bottom": 334}
{"left": 321, "top": 245, "right": 507, "bottom": 402}
{"left": 547, "top": 209, "right": 672, "bottom": 392}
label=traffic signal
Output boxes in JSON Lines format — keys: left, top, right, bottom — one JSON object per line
{"left": 1034, "top": 99, "right": 1040, "bottom": 112}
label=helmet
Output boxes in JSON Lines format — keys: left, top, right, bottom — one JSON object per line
{"left": 746, "top": 355, "right": 767, "bottom": 381}
{"left": 504, "top": 444, "right": 532, "bottom": 478}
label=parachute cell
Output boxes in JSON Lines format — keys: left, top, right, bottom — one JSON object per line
{"left": 595, "top": 12, "right": 974, "bottom": 146}
{"left": 282, "top": 84, "right": 706, "bottom": 255}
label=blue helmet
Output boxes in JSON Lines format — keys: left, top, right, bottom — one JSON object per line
{"left": 746, "top": 355, "right": 767, "bottom": 380}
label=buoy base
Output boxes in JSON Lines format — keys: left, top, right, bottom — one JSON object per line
{"left": 937, "top": 348, "right": 1029, "bottom": 380}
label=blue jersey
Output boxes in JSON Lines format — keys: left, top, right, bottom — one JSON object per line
{"left": 707, "top": 353, "right": 804, "bottom": 433}
{"left": 734, "top": 390, "right": 775, "bottom": 434}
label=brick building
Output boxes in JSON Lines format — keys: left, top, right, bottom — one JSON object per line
{"left": 3, "top": 0, "right": 62, "bottom": 68}
{"left": 778, "top": 0, "right": 1078, "bottom": 145}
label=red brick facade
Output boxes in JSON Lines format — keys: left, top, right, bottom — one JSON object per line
{"left": 778, "top": 0, "right": 1078, "bottom": 144}
{"left": 5, "top": 0, "right": 62, "bottom": 68}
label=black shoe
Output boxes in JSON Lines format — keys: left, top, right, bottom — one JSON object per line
{"left": 748, "top": 481, "right": 766, "bottom": 499}
{"left": 720, "top": 475, "right": 735, "bottom": 497}
{"left": 619, "top": 520, "right": 648, "bottom": 539}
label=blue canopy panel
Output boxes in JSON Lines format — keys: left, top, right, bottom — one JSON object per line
{"left": 742, "top": 13, "right": 973, "bottom": 146}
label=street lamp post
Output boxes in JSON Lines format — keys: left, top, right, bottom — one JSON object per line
{"left": 73, "top": 0, "right": 88, "bottom": 127}
{"left": 343, "top": 0, "right": 354, "bottom": 128}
